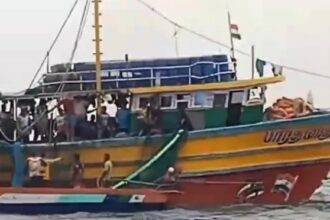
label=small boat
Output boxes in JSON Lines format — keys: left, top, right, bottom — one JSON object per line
{"left": 0, "top": 187, "right": 167, "bottom": 214}
{"left": 0, "top": 129, "right": 186, "bottom": 214}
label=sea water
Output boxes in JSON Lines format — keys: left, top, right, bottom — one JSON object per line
{"left": 0, "top": 180, "right": 329, "bottom": 220}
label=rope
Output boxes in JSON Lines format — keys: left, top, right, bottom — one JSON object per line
{"left": 135, "top": 0, "right": 330, "bottom": 79}
{"left": 27, "top": 0, "right": 79, "bottom": 90}
{"left": 135, "top": 0, "right": 232, "bottom": 52}
{"left": 18, "top": 0, "right": 92, "bottom": 137}
{"left": 0, "top": 128, "right": 15, "bottom": 143}
{"left": 276, "top": 63, "right": 330, "bottom": 80}
{"left": 54, "top": 0, "right": 91, "bottom": 94}
{"left": 69, "top": 0, "right": 91, "bottom": 64}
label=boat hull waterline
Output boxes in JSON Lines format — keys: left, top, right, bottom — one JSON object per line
{"left": 0, "top": 188, "right": 166, "bottom": 214}
{"left": 0, "top": 115, "right": 329, "bottom": 213}
{"left": 0, "top": 161, "right": 329, "bottom": 214}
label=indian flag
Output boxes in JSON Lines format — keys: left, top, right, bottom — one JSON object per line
{"left": 230, "top": 24, "right": 241, "bottom": 40}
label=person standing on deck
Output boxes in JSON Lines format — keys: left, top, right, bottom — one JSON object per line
{"left": 102, "top": 95, "right": 118, "bottom": 135}
{"left": 55, "top": 108, "right": 67, "bottom": 141}
{"left": 73, "top": 96, "right": 89, "bottom": 127}
{"left": 59, "top": 94, "right": 76, "bottom": 141}
{"left": 17, "top": 106, "right": 31, "bottom": 143}
{"left": 116, "top": 101, "right": 130, "bottom": 135}
{"left": 0, "top": 102, "right": 15, "bottom": 141}
{"left": 97, "top": 153, "right": 113, "bottom": 188}
{"left": 39, "top": 153, "right": 62, "bottom": 183}
{"left": 72, "top": 153, "right": 84, "bottom": 188}
{"left": 97, "top": 106, "right": 111, "bottom": 138}
{"left": 26, "top": 153, "right": 44, "bottom": 187}
{"left": 34, "top": 99, "right": 49, "bottom": 142}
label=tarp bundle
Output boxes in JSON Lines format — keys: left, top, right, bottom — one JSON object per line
{"left": 266, "top": 97, "right": 314, "bottom": 120}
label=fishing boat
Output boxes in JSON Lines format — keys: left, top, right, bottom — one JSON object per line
{"left": 0, "top": 0, "right": 329, "bottom": 214}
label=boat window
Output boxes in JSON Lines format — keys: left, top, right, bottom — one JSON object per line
{"left": 230, "top": 91, "right": 244, "bottom": 104}
{"left": 176, "top": 94, "right": 191, "bottom": 109}
{"left": 192, "top": 92, "right": 214, "bottom": 108}
{"left": 177, "top": 94, "right": 191, "bottom": 100}
{"left": 245, "top": 87, "right": 265, "bottom": 106}
{"left": 248, "top": 88, "right": 261, "bottom": 99}
{"left": 139, "top": 97, "right": 150, "bottom": 109}
{"left": 177, "top": 101, "right": 189, "bottom": 110}
{"left": 213, "top": 93, "right": 228, "bottom": 108}
{"left": 160, "top": 95, "right": 175, "bottom": 109}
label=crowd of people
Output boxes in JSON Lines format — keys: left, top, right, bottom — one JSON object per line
{"left": 25, "top": 151, "right": 183, "bottom": 188}
{"left": 26, "top": 152, "right": 113, "bottom": 188}
{"left": 0, "top": 93, "right": 134, "bottom": 143}
{"left": 0, "top": 93, "right": 189, "bottom": 144}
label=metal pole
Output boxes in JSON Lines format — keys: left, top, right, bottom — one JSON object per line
{"left": 227, "top": 11, "right": 237, "bottom": 74}
{"left": 227, "top": 12, "right": 235, "bottom": 59}
{"left": 13, "top": 99, "right": 17, "bottom": 142}
{"left": 251, "top": 45, "right": 255, "bottom": 79}
{"left": 46, "top": 51, "right": 50, "bottom": 73}
{"left": 93, "top": 0, "right": 103, "bottom": 114}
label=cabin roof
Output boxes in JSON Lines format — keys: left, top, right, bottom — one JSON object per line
{"left": 1, "top": 76, "right": 284, "bottom": 100}
{"left": 129, "top": 76, "right": 285, "bottom": 95}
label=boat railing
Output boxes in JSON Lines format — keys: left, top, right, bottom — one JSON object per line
{"left": 43, "top": 60, "right": 234, "bottom": 75}
{"left": 40, "top": 71, "right": 234, "bottom": 86}
{"left": 38, "top": 60, "right": 236, "bottom": 93}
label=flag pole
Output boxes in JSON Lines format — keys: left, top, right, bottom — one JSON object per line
{"left": 227, "top": 11, "right": 236, "bottom": 73}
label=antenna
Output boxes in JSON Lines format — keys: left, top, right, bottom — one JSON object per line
{"left": 173, "top": 27, "right": 179, "bottom": 57}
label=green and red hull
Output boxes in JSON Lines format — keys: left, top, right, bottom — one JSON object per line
{"left": 0, "top": 161, "right": 329, "bottom": 214}
{"left": 164, "top": 161, "right": 330, "bottom": 208}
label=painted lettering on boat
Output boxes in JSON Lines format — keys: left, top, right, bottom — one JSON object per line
{"left": 264, "top": 128, "right": 330, "bottom": 145}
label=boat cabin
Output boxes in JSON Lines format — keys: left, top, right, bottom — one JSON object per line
{"left": 0, "top": 54, "right": 285, "bottom": 143}
{"left": 128, "top": 77, "right": 282, "bottom": 135}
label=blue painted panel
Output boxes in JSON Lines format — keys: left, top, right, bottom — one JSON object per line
{"left": 57, "top": 194, "right": 106, "bottom": 203}
{"left": 0, "top": 202, "right": 164, "bottom": 214}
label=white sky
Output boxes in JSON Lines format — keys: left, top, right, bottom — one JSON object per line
{"left": 0, "top": 0, "right": 330, "bottom": 107}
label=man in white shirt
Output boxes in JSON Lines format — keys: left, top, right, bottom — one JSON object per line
{"left": 26, "top": 153, "right": 61, "bottom": 187}
{"left": 101, "top": 94, "right": 118, "bottom": 136}
{"left": 102, "top": 94, "right": 118, "bottom": 117}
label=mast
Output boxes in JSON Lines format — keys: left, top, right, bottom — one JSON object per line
{"left": 227, "top": 12, "right": 235, "bottom": 60}
{"left": 227, "top": 12, "right": 237, "bottom": 74}
{"left": 93, "top": 0, "right": 103, "bottom": 114}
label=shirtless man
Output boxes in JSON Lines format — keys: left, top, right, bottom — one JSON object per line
{"left": 97, "top": 153, "right": 113, "bottom": 188}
